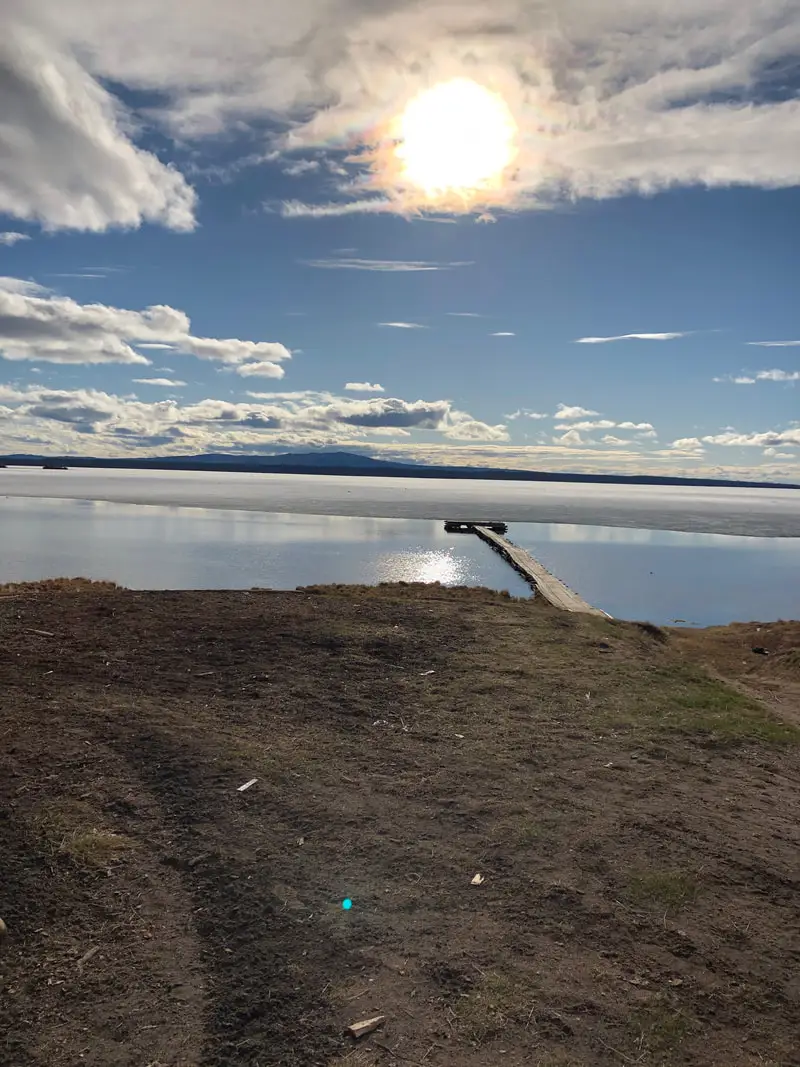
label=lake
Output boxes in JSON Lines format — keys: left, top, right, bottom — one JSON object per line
{"left": 2, "top": 478, "right": 799, "bottom": 625}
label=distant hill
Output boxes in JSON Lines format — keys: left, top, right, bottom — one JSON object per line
{"left": 1, "top": 449, "right": 798, "bottom": 490}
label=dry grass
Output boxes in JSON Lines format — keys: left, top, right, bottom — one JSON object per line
{"left": 0, "top": 577, "right": 120, "bottom": 595}
{"left": 28, "top": 799, "right": 136, "bottom": 868}
{"left": 627, "top": 868, "right": 700, "bottom": 912}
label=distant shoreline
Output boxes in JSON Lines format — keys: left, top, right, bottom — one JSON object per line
{"left": 2, "top": 450, "right": 798, "bottom": 491}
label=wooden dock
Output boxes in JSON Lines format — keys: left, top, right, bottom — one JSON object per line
{"left": 473, "top": 526, "right": 610, "bottom": 617}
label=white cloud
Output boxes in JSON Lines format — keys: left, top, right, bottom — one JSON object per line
{"left": 281, "top": 198, "right": 395, "bottom": 219}
{"left": 602, "top": 435, "right": 632, "bottom": 446}
{"left": 0, "top": 384, "right": 507, "bottom": 450}
{"left": 575, "top": 332, "right": 689, "bottom": 344}
{"left": 491, "top": 331, "right": 516, "bottom": 337}
{"left": 506, "top": 409, "right": 548, "bottom": 420}
{"left": 617, "top": 422, "right": 655, "bottom": 431}
{"left": 345, "top": 382, "right": 385, "bottom": 392}
{"left": 234, "top": 361, "right": 287, "bottom": 379}
{"left": 554, "top": 428, "right": 584, "bottom": 446}
{"left": 282, "top": 159, "right": 321, "bottom": 177}
{"left": 0, "top": 17, "right": 195, "bottom": 232}
{"left": 764, "top": 447, "right": 795, "bottom": 458}
{"left": 378, "top": 321, "right": 427, "bottom": 329}
{"left": 715, "top": 369, "right": 800, "bottom": 383}
{"left": 554, "top": 404, "right": 600, "bottom": 420}
{"left": 447, "top": 312, "right": 483, "bottom": 318}
{"left": 0, "top": 282, "right": 292, "bottom": 371}
{"left": 554, "top": 420, "right": 615, "bottom": 432}
{"left": 132, "top": 378, "right": 187, "bottom": 387}
{"left": 754, "top": 369, "right": 800, "bottom": 382}
{"left": 304, "top": 258, "right": 470, "bottom": 272}
{"left": 670, "top": 437, "right": 705, "bottom": 454}
{"left": 703, "top": 429, "right": 800, "bottom": 448}
{"left": 747, "top": 340, "right": 800, "bottom": 347}
{"left": 0, "top": 276, "right": 50, "bottom": 297}
{"left": 7, "top": 0, "right": 800, "bottom": 224}
{"left": 0, "top": 232, "right": 30, "bottom": 246}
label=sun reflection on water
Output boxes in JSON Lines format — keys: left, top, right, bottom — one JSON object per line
{"left": 376, "top": 547, "right": 475, "bottom": 586}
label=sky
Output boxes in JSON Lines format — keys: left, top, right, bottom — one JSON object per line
{"left": 1, "top": 0, "right": 799, "bottom": 481}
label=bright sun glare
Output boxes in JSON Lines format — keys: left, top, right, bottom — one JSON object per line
{"left": 394, "top": 78, "right": 517, "bottom": 201}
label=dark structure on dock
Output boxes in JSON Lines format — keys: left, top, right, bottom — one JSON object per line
{"left": 444, "top": 520, "right": 508, "bottom": 535}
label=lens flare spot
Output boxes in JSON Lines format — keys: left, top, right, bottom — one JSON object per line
{"left": 395, "top": 79, "right": 517, "bottom": 200}
{"left": 342, "top": 898, "right": 353, "bottom": 910}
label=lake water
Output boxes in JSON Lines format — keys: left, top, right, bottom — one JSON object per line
{"left": 2, "top": 466, "right": 800, "bottom": 536}
{"left": 1, "top": 487, "right": 799, "bottom": 625}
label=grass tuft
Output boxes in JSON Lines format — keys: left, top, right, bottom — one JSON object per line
{"left": 627, "top": 868, "right": 699, "bottom": 911}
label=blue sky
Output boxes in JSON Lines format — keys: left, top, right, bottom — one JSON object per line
{"left": 1, "top": 0, "right": 799, "bottom": 480}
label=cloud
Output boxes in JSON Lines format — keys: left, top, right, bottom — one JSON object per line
{"left": 282, "top": 159, "right": 321, "bottom": 177}
{"left": 617, "top": 422, "right": 655, "bottom": 431}
{"left": 505, "top": 409, "right": 548, "bottom": 420}
{"left": 555, "top": 419, "right": 617, "bottom": 431}
{"left": 763, "top": 448, "right": 795, "bottom": 459}
{"left": 10, "top": 0, "right": 800, "bottom": 224}
{"left": 491, "top": 331, "right": 516, "bottom": 337}
{"left": 670, "top": 437, "right": 706, "bottom": 454}
{"left": 575, "top": 332, "right": 689, "bottom": 344}
{"left": 753, "top": 369, "right": 800, "bottom": 382}
{"left": 0, "top": 17, "right": 195, "bottom": 232}
{"left": 132, "top": 378, "right": 187, "bottom": 387}
{"left": 234, "top": 361, "right": 287, "bottom": 379}
{"left": 602, "top": 435, "right": 633, "bottom": 446}
{"left": 282, "top": 199, "right": 395, "bottom": 219}
{"left": 716, "top": 369, "right": 800, "bottom": 383}
{"left": 702, "top": 428, "right": 800, "bottom": 448}
{"left": 0, "top": 232, "right": 30, "bottom": 246}
{"left": 0, "top": 384, "right": 507, "bottom": 450}
{"left": 0, "top": 282, "right": 292, "bottom": 371}
{"left": 378, "top": 321, "right": 427, "bottom": 329}
{"left": 747, "top": 340, "right": 800, "bottom": 347}
{"left": 554, "top": 429, "right": 584, "bottom": 446}
{"left": 345, "top": 382, "right": 385, "bottom": 392}
{"left": 554, "top": 404, "right": 600, "bottom": 420}
{"left": 447, "top": 312, "right": 483, "bottom": 318}
{"left": 303, "top": 258, "right": 470, "bottom": 272}
{"left": 0, "top": 276, "right": 49, "bottom": 297}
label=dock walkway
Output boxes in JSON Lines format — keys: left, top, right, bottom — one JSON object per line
{"left": 474, "top": 526, "right": 610, "bottom": 617}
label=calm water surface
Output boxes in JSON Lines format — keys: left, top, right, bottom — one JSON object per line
{"left": 2, "top": 466, "right": 800, "bottom": 536}
{"left": 1, "top": 496, "right": 798, "bottom": 625}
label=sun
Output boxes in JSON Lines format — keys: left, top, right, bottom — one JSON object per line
{"left": 394, "top": 78, "right": 517, "bottom": 202}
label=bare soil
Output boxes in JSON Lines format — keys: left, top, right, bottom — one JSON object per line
{"left": 1, "top": 581, "right": 799, "bottom": 1067}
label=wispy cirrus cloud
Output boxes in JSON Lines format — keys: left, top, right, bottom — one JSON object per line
{"left": 378, "top": 321, "right": 428, "bottom": 329}
{"left": 491, "top": 331, "right": 516, "bottom": 337}
{"left": 575, "top": 332, "right": 690, "bottom": 344}
{"left": 132, "top": 378, "right": 187, "bottom": 387}
{"left": 747, "top": 340, "right": 800, "bottom": 347}
{"left": 345, "top": 382, "right": 385, "bottom": 393}
{"left": 303, "top": 257, "right": 471, "bottom": 272}
{"left": 715, "top": 369, "right": 800, "bottom": 384}
{"left": 281, "top": 198, "right": 394, "bottom": 219}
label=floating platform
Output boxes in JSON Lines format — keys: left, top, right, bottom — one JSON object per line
{"left": 444, "top": 520, "right": 508, "bottom": 535}
{"left": 472, "top": 525, "right": 610, "bottom": 617}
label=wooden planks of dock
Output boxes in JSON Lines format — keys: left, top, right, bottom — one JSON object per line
{"left": 473, "top": 526, "right": 610, "bottom": 617}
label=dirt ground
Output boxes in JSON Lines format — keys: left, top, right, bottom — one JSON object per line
{"left": 1, "top": 581, "right": 799, "bottom": 1067}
